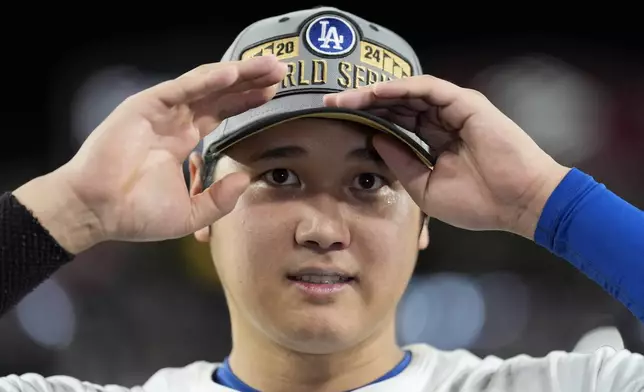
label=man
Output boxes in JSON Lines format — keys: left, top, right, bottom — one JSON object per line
{"left": 2, "top": 6, "right": 644, "bottom": 392}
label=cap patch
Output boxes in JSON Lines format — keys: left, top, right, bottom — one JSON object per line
{"left": 304, "top": 15, "right": 357, "bottom": 57}
{"left": 238, "top": 11, "right": 414, "bottom": 95}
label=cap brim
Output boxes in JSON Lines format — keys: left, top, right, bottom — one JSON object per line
{"left": 205, "top": 93, "right": 435, "bottom": 169}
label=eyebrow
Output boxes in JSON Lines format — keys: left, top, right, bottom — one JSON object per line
{"left": 250, "top": 146, "right": 307, "bottom": 162}
{"left": 250, "top": 145, "right": 385, "bottom": 166}
{"left": 347, "top": 146, "right": 385, "bottom": 166}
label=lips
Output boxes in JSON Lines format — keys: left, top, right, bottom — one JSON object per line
{"left": 290, "top": 274, "right": 353, "bottom": 284}
{"left": 287, "top": 267, "right": 356, "bottom": 284}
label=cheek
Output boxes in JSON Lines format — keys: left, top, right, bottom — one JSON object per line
{"left": 209, "top": 196, "right": 294, "bottom": 290}
{"left": 355, "top": 224, "right": 418, "bottom": 278}
{"left": 358, "top": 191, "right": 420, "bottom": 250}
{"left": 352, "top": 194, "right": 420, "bottom": 294}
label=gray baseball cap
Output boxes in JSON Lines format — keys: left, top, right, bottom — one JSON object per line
{"left": 202, "top": 6, "right": 435, "bottom": 178}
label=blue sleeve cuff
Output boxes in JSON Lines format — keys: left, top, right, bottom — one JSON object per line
{"left": 534, "top": 168, "right": 597, "bottom": 251}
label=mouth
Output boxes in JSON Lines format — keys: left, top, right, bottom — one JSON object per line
{"left": 286, "top": 268, "right": 357, "bottom": 297}
{"left": 288, "top": 274, "right": 354, "bottom": 284}
{"left": 287, "top": 267, "right": 356, "bottom": 283}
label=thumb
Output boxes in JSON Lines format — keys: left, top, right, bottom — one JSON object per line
{"left": 187, "top": 172, "right": 250, "bottom": 232}
{"left": 372, "top": 135, "right": 432, "bottom": 211}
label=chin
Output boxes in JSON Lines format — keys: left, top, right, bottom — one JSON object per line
{"left": 273, "top": 310, "right": 362, "bottom": 354}
{"left": 283, "top": 332, "right": 357, "bottom": 355}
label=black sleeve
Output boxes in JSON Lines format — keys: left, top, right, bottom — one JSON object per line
{"left": 0, "top": 192, "right": 74, "bottom": 317}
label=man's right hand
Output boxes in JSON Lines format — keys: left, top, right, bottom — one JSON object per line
{"left": 13, "top": 55, "right": 287, "bottom": 254}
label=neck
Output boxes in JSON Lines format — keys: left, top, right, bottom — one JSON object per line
{"left": 226, "top": 316, "right": 404, "bottom": 392}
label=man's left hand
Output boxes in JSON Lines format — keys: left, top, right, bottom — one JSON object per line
{"left": 324, "top": 75, "right": 570, "bottom": 239}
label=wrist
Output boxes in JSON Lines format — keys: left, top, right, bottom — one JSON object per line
{"left": 12, "top": 169, "right": 104, "bottom": 254}
{"left": 512, "top": 162, "right": 571, "bottom": 240}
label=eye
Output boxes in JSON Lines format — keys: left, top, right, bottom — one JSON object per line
{"left": 352, "top": 173, "right": 386, "bottom": 191}
{"left": 262, "top": 168, "right": 300, "bottom": 186}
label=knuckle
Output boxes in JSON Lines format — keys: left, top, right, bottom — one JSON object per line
{"left": 195, "top": 63, "right": 215, "bottom": 73}
{"left": 463, "top": 88, "right": 488, "bottom": 101}
{"left": 418, "top": 74, "right": 437, "bottom": 84}
{"left": 182, "top": 63, "right": 215, "bottom": 78}
{"left": 122, "top": 90, "right": 146, "bottom": 105}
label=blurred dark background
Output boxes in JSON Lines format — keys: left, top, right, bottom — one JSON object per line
{"left": 1, "top": 4, "right": 643, "bottom": 388}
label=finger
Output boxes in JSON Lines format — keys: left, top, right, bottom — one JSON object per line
{"left": 187, "top": 172, "right": 251, "bottom": 232}
{"left": 177, "top": 56, "right": 285, "bottom": 85}
{"left": 385, "top": 104, "right": 423, "bottom": 119}
{"left": 188, "top": 151, "right": 199, "bottom": 186}
{"left": 366, "top": 100, "right": 425, "bottom": 116}
{"left": 366, "top": 107, "right": 447, "bottom": 149}
{"left": 376, "top": 106, "right": 456, "bottom": 143}
{"left": 184, "top": 55, "right": 286, "bottom": 98}
{"left": 153, "top": 55, "right": 283, "bottom": 107}
{"left": 372, "top": 108, "right": 418, "bottom": 132}
{"left": 324, "top": 88, "right": 376, "bottom": 109}
{"left": 371, "top": 134, "right": 431, "bottom": 211}
{"left": 193, "top": 86, "right": 279, "bottom": 137}
{"left": 372, "top": 76, "right": 463, "bottom": 106}
{"left": 327, "top": 93, "right": 430, "bottom": 113}
{"left": 216, "top": 87, "right": 279, "bottom": 121}
{"left": 222, "top": 62, "right": 287, "bottom": 95}
{"left": 326, "top": 89, "right": 444, "bottom": 131}
{"left": 365, "top": 108, "right": 390, "bottom": 118}
{"left": 327, "top": 76, "right": 487, "bottom": 133}
{"left": 373, "top": 78, "right": 489, "bottom": 133}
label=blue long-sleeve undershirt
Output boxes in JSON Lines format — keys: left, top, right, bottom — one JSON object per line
{"left": 535, "top": 168, "right": 644, "bottom": 321}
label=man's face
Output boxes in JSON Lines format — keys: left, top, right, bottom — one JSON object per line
{"left": 190, "top": 118, "right": 428, "bottom": 354}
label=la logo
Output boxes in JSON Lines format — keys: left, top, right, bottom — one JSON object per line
{"left": 305, "top": 15, "right": 356, "bottom": 56}
{"left": 317, "top": 20, "right": 344, "bottom": 50}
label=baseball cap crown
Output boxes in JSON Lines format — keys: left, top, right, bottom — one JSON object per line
{"left": 202, "top": 6, "right": 435, "bottom": 174}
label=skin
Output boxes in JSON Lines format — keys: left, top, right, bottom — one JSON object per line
{"left": 188, "top": 118, "right": 429, "bottom": 391}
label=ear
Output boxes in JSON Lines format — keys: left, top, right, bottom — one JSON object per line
{"left": 188, "top": 152, "right": 211, "bottom": 243}
{"left": 418, "top": 216, "right": 430, "bottom": 250}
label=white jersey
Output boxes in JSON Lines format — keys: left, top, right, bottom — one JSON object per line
{"left": 2, "top": 344, "right": 644, "bottom": 391}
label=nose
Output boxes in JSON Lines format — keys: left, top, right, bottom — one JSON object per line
{"left": 295, "top": 195, "right": 350, "bottom": 252}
